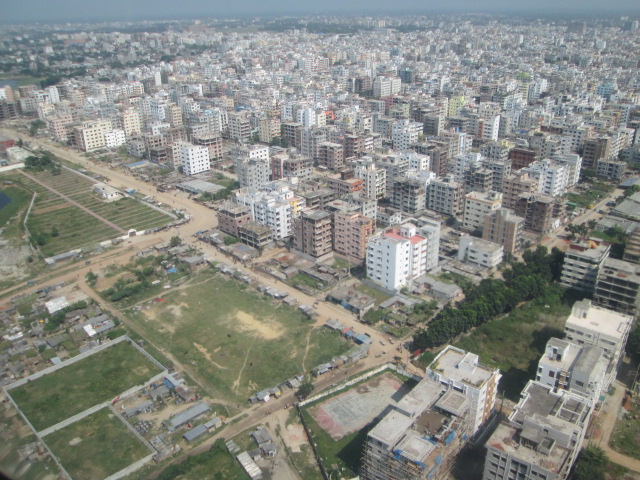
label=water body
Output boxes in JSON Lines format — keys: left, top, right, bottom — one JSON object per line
{"left": 0, "top": 191, "right": 12, "bottom": 210}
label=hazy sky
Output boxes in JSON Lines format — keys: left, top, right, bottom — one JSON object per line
{"left": 2, "top": 0, "right": 640, "bottom": 24}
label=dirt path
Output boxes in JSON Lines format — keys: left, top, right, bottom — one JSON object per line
{"left": 301, "top": 328, "right": 313, "bottom": 372}
{"left": 19, "top": 169, "right": 127, "bottom": 234}
{"left": 591, "top": 380, "right": 640, "bottom": 472}
{"left": 232, "top": 333, "right": 259, "bottom": 394}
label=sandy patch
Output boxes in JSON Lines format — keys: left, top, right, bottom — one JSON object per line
{"left": 194, "top": 342, "right": 227, "bottom": 369}
{"left": 69, "top": 437, "right": 82, "bottom": 446}
{"left": 234, "top": 311, "right": 284, "bottom": 340}
{"left": 95, "top": 271, "right": 135, "bottom": 291}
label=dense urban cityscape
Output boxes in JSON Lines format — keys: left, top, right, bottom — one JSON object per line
{"left": 0, "top": 9, "right": 640, "bottom": 480}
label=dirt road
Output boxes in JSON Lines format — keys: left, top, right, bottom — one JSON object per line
{"left": 591, "top": 380, "right": 640, "bottom": 472}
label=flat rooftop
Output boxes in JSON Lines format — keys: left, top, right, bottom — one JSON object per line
{"left": 428, "top": 346, "right": 496, "bottom": 388}
{"left": 368, "top": 410, "right": 414, "bottom": 447}
{"left": 511, "top": 382, "right": 589, "bottom": 428}
{"left": 486, "top": 421, "right": 570, "bottom": 475}
{"left": 566, "top": 300, "right": 633, "bottom": 340}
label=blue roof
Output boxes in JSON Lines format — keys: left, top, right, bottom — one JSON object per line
{"left": 619, "top": 177, "right": 640, "bottom": 188}
{"left": 126, "top": 160, "right": 150, "bottom": 168}
{"left": 355, "top": 334, "right": 372, "bottom": 344}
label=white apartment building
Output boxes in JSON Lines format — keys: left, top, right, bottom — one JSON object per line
{"left": 179, "top": 143, "right": 210, "bottom": 175}
{"left": 536, "top": 338, "right": 609, "bottom": 405}
{"left": 426, "top": 346, "right": 501, "bottom": 434}
{"left": 463, "top": 191, "right": 503, "bottom": 232}
{"left": 296, "top": 107, "right": 316, "bottom": 128}
{"left": 366, "top": 223, "right": 428, "bottom": 291}
{"left": 418, "top": 219, "right": 441, "bottom": 272}
{"left": 522, "top": 159, "right": 571, "bottom": 197}
{"left": 233, "top": 145, "right": 271, "bottom": 188}
{"left": 458, "top": 236, "right": 504, "bottom": 269}
{"left": 233, "top": 188, "right": 293, "bottom": 240}
{"left": 401, "top": 151, "right": 430, "bottom": 172}
{"left": 391, "top": 120, "right": 423, "bottom": 151}
{"left": 564, "top": 299, "right": 633, "bottom": 370}
{"left": 104, "top": 130, "right": 126, "bottom": 149}
{"left": 74, "top": 119, "right": 112, "bottom": 152}
{"left": 453, "top": 151, "right": 483, "bottom": 183}
{"left": 354, "top": 157, "right": 387, "bottom": 199}
{"left": 372, "top": 76, "right": 401, "bottom": 98}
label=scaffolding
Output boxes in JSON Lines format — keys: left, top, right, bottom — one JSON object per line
{"left": 361, "top": 388, "right": 473, "bottom": 480}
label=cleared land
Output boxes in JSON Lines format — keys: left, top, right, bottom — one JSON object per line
{"left": 0, "top": 168, "right": 172, "bottom": 256}
{"left": 10, "top": 340, "right": 164, "bottom": 431}
{"left": 124, "top": 272, "right": 351, "bottom": 403}
{"left": 46, "top": 407, "right": 151, "bottom": 480}
{"left": 610, "top": 394, "right": 640, "bottom": 461}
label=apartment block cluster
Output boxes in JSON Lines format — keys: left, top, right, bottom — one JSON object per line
{"left": 1, "top": 16, "right": 639, "bottom": 292}
{"left": 360, "top": 296, "right": 633, "bottom": 480}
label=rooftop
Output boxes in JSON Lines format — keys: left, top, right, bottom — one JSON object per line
{"left": 428, "top": 346, "right": 498, "bottom": 388}
{"left": 566, "top": 299, "right": 633, "bottom": 340}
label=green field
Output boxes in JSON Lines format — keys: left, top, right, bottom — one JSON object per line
{"left": 124, "top": 272, "right": 351, "bottom": 403}
{"left": 610, "top": 394, "right": 640, "bottom": 461}
{"left": 46, "top": 407, "right": 151, "bottom": 480}
{"left": 10, "top": 340, "right": 164, "bottom": 431}
{"left": 0, "top": 168, "right": 172, "bottom": 256}
{"left": 453, "top": 286, "right": 571, "bottom": 400}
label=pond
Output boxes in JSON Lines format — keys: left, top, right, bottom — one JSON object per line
{"left": 0, "top": 191, "right": 12, "bottom": 210}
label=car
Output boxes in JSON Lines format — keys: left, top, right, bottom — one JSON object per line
{"left": 380, "top": 341, "right": 385, "bottom": 346}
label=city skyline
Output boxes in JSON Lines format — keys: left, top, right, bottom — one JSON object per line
{"left": 2, "top": 0, "right": 640, "bottom": 24}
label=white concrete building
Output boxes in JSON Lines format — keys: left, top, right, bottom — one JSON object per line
{"left": 233, "top": 188, "right": 293, "bottom": 240}
{"left": 536, "top": 338, "right": 609, "bottom": 405}
{"left": 179, "top": 143, "right": 210, "bottom": 176}
{"left": 392, "top": 120, "right": 423, "bottom": 151}
{"left": 426, "top": 346, "right": 501, "bottom": 434}
{"left": 104, "top": 129, "right": 126, "bottom": 149}
{"left": 418, "top": 219, "right": 441, "bottom": 272}
{"left": 354, "top": 157, "right": 387, "bottom": 199}
{"left": 564, "top": 299, "right": 633, "bottom": 371}
{"left": 458, "top": 236, "right": 504, "bottom": 268}
{"left": 366, "top": 223, "right": 428, "bottom": 291}
{"left": 463, "top": 191, "right": 503, "bottom": 232}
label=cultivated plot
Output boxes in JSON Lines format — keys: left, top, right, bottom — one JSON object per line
{"left": 0, "top": 169, "right": 172, "bottom": 256}
{"left": 9, "top": 339, "right": 164, "bottom": 431}
{"left": 45, "top": 407, "right": 152, "bottom": 480}
{"left": 125, "top": 273, "right": 351, "bottom": 402}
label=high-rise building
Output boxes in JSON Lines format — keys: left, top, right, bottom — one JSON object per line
{"left": 463, "top": 191, "right": 503, "bottom": 232}
{"left": 482, "top": 208, "right": 524, "bottom": 256}
{"left": 293, "top": 210, "right": 333, "bottom": 258}
{"left": 366, "top": 223, "right": 428, "bottom": 291}
{"left": 427, "top": 174, "right": 463, "bottom": 216}
{"left": 179, "top": 142, "right": 210, "bottom": 175}
{"left": 333, "top": 212, "right": 375, "bottom": 263}
{"left": 593, "top": 258, "right": 640, "bottom": 316}
{"left": 354, "top": 157, "right": 387, "bottom": 199}
{"left": 560, "top": 241, "right": 610, "bottom": 294}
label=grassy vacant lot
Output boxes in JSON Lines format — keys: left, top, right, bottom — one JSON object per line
{"left": 567, "top": 181, "right": 615, "bottom": 208}
{"left": 454, "top": 286, "right": 571, "bottom": 401}
{"left": 10, "top": 340, "right": 163, "bottom": 431}
{"left": 124, "top": 271, "right": 351, "bottom": 403}
{"left": 46, "top": 407, "right": 151, "bottom": 480}
{"left": 0, "top": 169, "right": 172, "bottom": 256}
{"left": 0, "top": 401, "right": 61, "bottom": 480}
{"left": 610, "top": 395, "right": 640, "bottom": 461}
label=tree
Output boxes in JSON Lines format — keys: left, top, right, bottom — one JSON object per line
{"left": 169, "top": 235, "right": 181, "bottom": 247}
{"left": 573, "top": 445, "right": 607, "bottom": 480}
{"left": 296, "top": 382, "right": 314, "bottom": 399}
{"left": 29, "top": 119, "right": 46, "bottom": 136}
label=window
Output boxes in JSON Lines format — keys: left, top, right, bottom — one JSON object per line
{"left": 549, "top": 371, "right": 555, "bottom": 378}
